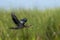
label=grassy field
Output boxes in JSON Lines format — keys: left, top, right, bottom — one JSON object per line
{"left": 0, "top": 8, "right": 60, "bottom": 40}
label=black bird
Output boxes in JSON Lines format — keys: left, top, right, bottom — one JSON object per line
{"left": 10, "top": 13, "right": 29, "bottom": 29}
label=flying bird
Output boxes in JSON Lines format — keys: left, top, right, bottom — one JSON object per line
{"left": 10, "top": 13, "right": 31, "bottom": 29}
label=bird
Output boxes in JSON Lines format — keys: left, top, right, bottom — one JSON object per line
{"left": 10, "top": 13, "right": 30, "bottom": 29}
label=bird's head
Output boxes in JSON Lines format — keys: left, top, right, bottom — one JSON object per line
{"left": 20, "top": 18, "right": 27, "bottom": 24}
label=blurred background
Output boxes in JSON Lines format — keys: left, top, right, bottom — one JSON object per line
{"left": 0, "top": 0, "right": 60, "bottom": 10}
{"left": 0, "top": 0, "right": 60, "bottom": 40}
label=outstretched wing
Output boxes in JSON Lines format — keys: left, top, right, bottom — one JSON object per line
{"left": 11, "top": 13, "right": 20, "bottom": 26}
{"left": 9, "top": 27, "right": 19, "bottom": 29}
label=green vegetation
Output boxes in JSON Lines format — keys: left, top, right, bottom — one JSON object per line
{"left": 0, "top": 8, "right": 60, "bottom": 40}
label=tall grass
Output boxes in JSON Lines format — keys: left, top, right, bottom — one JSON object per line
{"left": 0, "top": 8, "right": 60, "bottom": 40}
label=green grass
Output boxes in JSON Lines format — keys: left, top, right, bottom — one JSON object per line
{"left": 0, "top": 8, "right": 60, "bottom": 40}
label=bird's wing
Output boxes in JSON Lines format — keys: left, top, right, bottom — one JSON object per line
{"left": 9, "top": 26, "right": 23, "bottom": 29}
{"left": 11, "top": 13, "right": 20, "bottom": 26}
{"left": 9, "top": 27, "right": 19, "bottom": 29}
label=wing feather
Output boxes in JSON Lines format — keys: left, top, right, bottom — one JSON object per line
{"left": 11, "top": 13, "right": 20, "bottom": 26}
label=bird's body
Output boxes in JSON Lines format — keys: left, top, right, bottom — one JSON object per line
{"left": 10, "top": 13, "right": 28, "bottom": 29}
